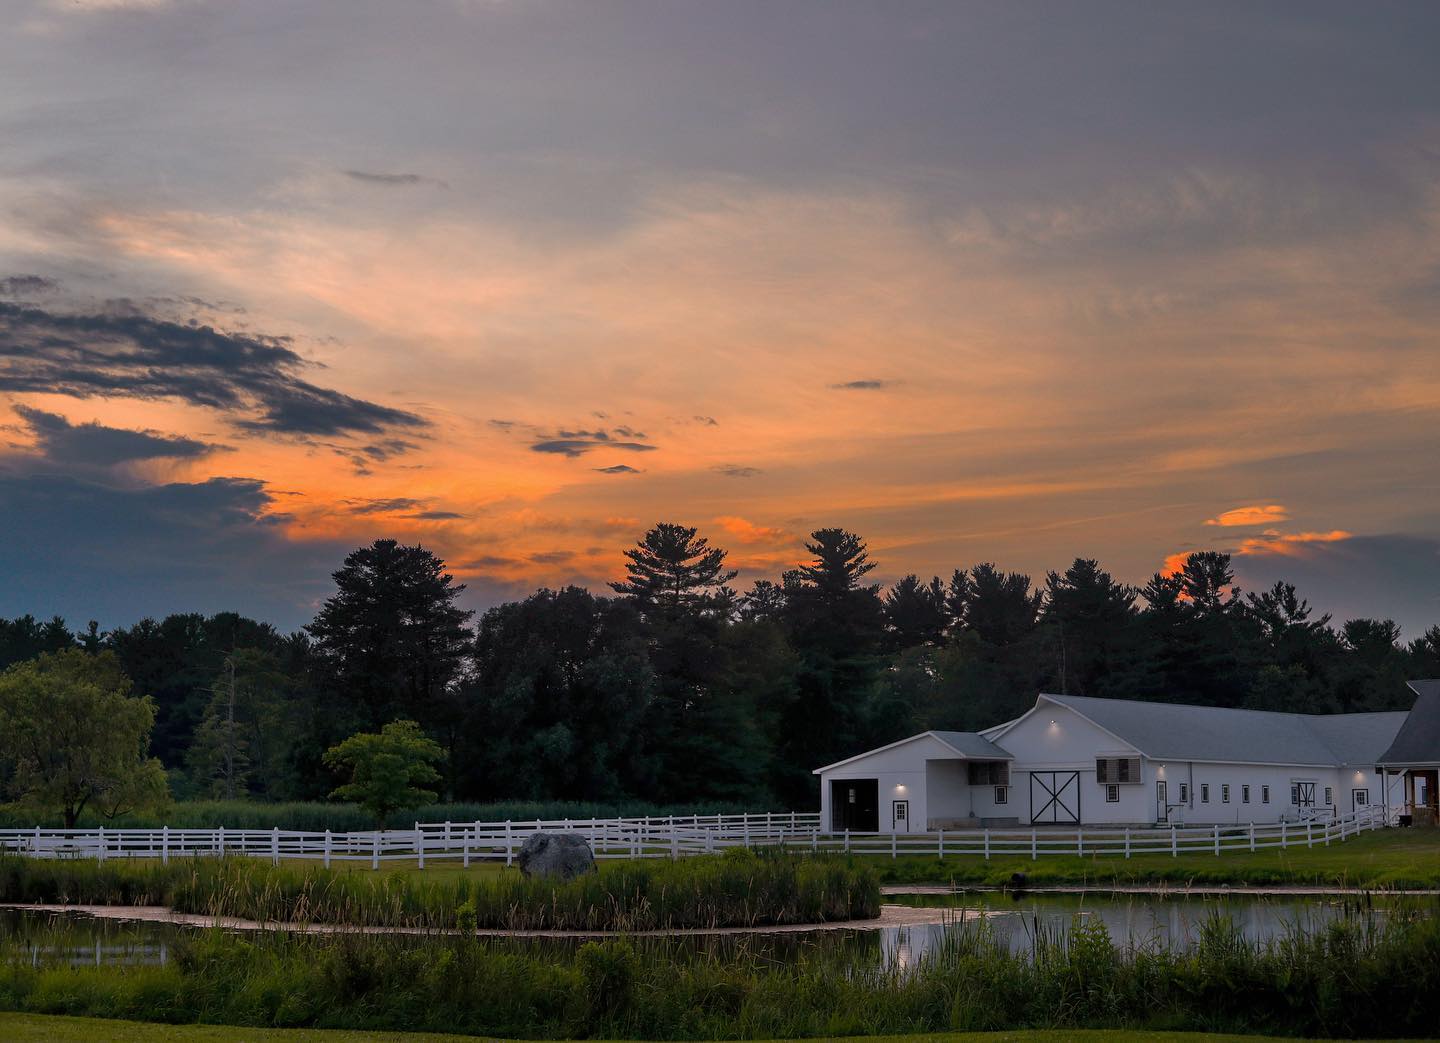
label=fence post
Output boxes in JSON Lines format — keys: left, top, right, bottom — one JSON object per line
{"left": 845, "top": 829, "right": 851, "bottom": 854}
{"left": 1323, "top": 817, "right": 1331, "bottom": 846}
{"left": 1170, "top": 824, "right": 1177, "bottom": 857}
{"left": 1031, "top": 828, "right": 1037, "bottom": 861}
{"left": 217, "top": 825, "right": 225, "bottom": 857}
{"left": 891, "top": 831, "right": 897, "bottom": 860}
{"left": 323, "top": 830, "right": 332, "bottom": 869}
{"left": 416, "top": 822, "right": 424, "bottom": 869}
{"left": 372, "top": 831, "right": 380, "bottom": 871}
{"left": 1280, "top": 820, "right": 1287, "bottom": 849}
{"left": 811, "top": 828, "right": 817, "bottom": 853}
{"left": 505, "top": 820, "right": 513, "bottom": 867}
{"left": 271, "top": 827, "right": 280, "bottom": 866}
{"left": 1124, "top": 827, "right": 1131, "bottom": 859}
{"left": 161, "top": 825, "right": 169, "bottom": 866}
{"left": 936, "top": 828, "right": 943, "bottom": 860}
{"left": 97, "top": 825, "right": 105, "bottom": 863}
{"left": 1306, "top": 820, "right": 1314, "bottom": 848}
{"left": 1077, "top": 829, "right": 1083, "bottom": 858}
{"left": 1213, "top": 824, "right": 1220, "bottom": 856}
{"left": 742, "top": 817, "right": 750, "bottom": 849}
{"left": 670, "top": 824, "right": 678, "bottom": 860}
{"left": 33, "top": 825, "right": 41, "bottom": 857}
{"left": 984, "top": 828, "right": 991, "bottom": 861}
{"left": 1249, "top": 822, "right": 1256, "bottom": 852}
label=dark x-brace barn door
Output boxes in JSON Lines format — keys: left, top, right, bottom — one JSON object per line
{"left": 1029, "top": 771, "right": 1081, "bottom": 824}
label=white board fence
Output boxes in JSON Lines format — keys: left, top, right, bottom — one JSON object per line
{"left": 0, "top": 806, "right": 1386, "bottom": 868}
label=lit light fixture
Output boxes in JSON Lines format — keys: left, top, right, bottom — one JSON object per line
{"left": 1049, "top": 719, "right": 1056, "bottom": 725}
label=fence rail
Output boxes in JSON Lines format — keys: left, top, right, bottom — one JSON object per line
{"left": 0, "top": 806, "right": 1386, "bottom": 868}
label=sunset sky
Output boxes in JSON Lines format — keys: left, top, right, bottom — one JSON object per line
{"left": 2, "top": 1, "right": 1438, "bottom": 634}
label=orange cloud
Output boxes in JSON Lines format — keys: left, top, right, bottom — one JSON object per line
{"left": 1236, "top": 529, "right": 1352, "bottom": 557}
{"left": 1205, "top": 504, "right": 1289, "bottom": 527}
{"left": 1160, "top": 551, "right": 1192, "bottom": 577}
{"left": 714, "top": 515, "right": 791, "bottom": 546}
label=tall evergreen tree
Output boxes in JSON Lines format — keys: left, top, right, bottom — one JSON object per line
{"left": 306, "top": 540, "right": 474, "bottom": 766}
{"left": 882, "top": 574, "right": 948, "bottom": 651}
{"left": 610, "top": 523, "right": 737, "bottom": 615}
{"left": 1041, "top": 558, "right": 1140, "bottom": 696}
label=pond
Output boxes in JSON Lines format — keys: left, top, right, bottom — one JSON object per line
{"left": 3, "top": 891, "right": 1436, "bottom": 972}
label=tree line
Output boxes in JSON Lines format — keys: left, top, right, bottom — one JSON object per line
{"left": 2, "top": 525, "right": 1437, "bottom": 812}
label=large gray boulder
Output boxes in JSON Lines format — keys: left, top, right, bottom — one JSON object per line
{"left": 516, "top": 831, "right": 596, "bottom": 879}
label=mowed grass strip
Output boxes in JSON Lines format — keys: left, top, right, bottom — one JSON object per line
{"left": 0, "top": 1013, "right": 1426, "bottom": 1042}
{"left": 873, "top": 827, "right": 1440, "bottom": 889}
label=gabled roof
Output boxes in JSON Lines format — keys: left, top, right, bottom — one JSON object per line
{"left": 812, "top": 730, "right": 1011, "bottom": 774}
{"left": 1035, "top": 692, "right": 1408, "bottom": 767}
{"left": 1377, "top": 681, "right": 1440, "bottom": 766}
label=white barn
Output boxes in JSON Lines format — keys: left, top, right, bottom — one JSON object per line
{"left": 816, "top": 681, "right": 1440, "bottom": 831}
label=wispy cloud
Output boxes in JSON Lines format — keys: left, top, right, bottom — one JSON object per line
{"left": 1236, "top": 529, "right": 1352, "bottom": 557}
{"left": 595, "top": 464, "right": 642, "bottom": 474}
{"left": 830, "top": 379, "right": 893, "bottom": 391}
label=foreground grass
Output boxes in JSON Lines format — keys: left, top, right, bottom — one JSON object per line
{"left": 874, "top": 828, "right": 1440, "bottom": 889}
{"left": 0, "top": 1013, "right": 1398, "bottom": 1042}
{"left": 0, "top": 849, "right": 880, "bottom": 930}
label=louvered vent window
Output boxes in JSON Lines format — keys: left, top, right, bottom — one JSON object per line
{"left": 1095, "top": 757, "right": 1143, "bottom": 785}
{"left": 967, "top": 761, "right": 1011, "bottom": 786}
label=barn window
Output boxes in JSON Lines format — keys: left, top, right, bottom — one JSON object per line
{"left": 1222, "top": 784, "right": 1231, "bottom": 803}
{"left": 1179, "top": 783, "right": 1189, "bottom": 803}
{"left": 1095, "top": 757, "right": 1142, "bottom": 784}
{"left": 1262, "top": 786, "right": 1270, "bottom": 803}
{"left": 994, "top": 786, "right": 1008, "bottom": 805}
{"left": 1242, "top": 785, "right": 1250, "bottom": 804}
{"left": 1105, "top": 784, "right": 1119, "bottom": 803}
{"left": 1324, "top": 787, "right": 1332, "bottom": 806}
{"left": 1201, "top": 784, "right": 1210, "bottom": 803}
{"left": 1353, "top": 790, "right": 1368, "bottom": 807}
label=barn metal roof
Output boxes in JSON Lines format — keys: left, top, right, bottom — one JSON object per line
{"left": 1376, "top": 681, "right": 1440, "bottom": 766}
{"left": 929, "top": 731, "right": 1014, "bottom": 759}
{"left": 1036, "top": 693, "right": 1409, "bottom": 767}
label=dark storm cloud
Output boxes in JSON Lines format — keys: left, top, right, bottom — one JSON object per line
{"left": 830, "top": 380, "right": 892, "bottom": 391}
{"left": 0, "top": 471, "right": 347, "bottom": 631}
{"left": 13, "top": 405, "right": 222, "bottom": 466}
{"left": 0, "top": 300, "right": 426, "bottom": 438}
{"left": 529, "top": 428, "right": 658, "bottom": 457}
{"left": 594, "top": 464, "right": 642, "bottom": 474}
{"left": 713, "top": 464, "right": 762, "bottom": 478}
{"left": 0, "top": 275, "right": 57, "bottom": 298}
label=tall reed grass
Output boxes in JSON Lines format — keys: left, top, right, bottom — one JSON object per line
{"left": 0, "top": 900, "right": 1436, "bottom": 1038}
{"left": 0, "top": 848, "right": 880, "bottom": 931}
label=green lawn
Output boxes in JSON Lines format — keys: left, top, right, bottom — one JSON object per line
{"left": 876, "top": 826, "right": 1440, "bottom": 889}
{"left": 3, "top": 1014, "right": 1418, "bottom": 1043}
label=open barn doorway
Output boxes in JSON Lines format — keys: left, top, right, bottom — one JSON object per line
{"left": 831, "top": 779, "right": 879, "bottom": 831}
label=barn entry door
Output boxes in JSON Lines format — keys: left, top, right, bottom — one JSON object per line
{"left": 1029, "top": 771, "right": 1081, "bottom": 824}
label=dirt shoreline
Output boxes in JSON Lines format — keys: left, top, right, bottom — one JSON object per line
{"left": 0, "top": 902, "right": 960, "bottom": 937}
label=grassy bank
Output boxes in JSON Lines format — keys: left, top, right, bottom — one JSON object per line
{"left": 872, "top": 829, "right": 1440, "bottom": 890}
{"left": 0, "top": 800, "right": 769, "bottom": 833}
{"left": 1, "top": 903, "right": 1437, "bottom": 1038}
{"left": 0, "top": 849, "right": 879, "bottom": 930}
{"left": 0, "top": 1014, "right": 1393, "bottom": 1043}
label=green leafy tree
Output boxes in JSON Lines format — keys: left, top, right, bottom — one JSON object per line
{"left": 322, "top": 719, "right": 445, "bottom": 827}
{"left": 0, "top": 649, "right": 169, "bottom": 827}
